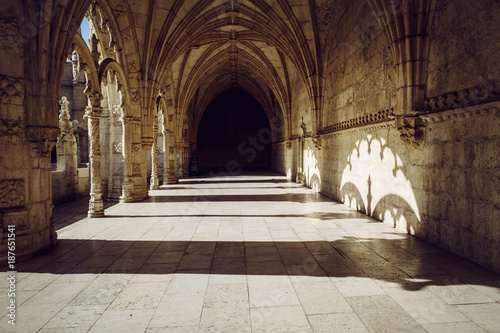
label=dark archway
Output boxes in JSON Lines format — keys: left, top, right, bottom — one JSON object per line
{"left": 196, "top": 87, "right": 272, "bottom": 174}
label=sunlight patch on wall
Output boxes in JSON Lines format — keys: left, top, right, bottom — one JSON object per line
{"left": 305, "top": 145, "right": 321, "bottom": 192}
{"left": 340, "top": 134, "right": 421, "bottom": 234}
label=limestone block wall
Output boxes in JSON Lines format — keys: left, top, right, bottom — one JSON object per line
{"left": 271, "top": 0, "right": 500, "bottom": 274}
{"left": 51, "top": 167, "right": 90, "bottom": 204}
{"left": 427, "top": 0, "right": 500, "bottom": 97}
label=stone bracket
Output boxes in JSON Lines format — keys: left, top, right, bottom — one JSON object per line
{"left": 312, "top": 135, "right": 322, "bottom": 150}
{"left": 396, "top": 115, "right": 425, "bottom": 147}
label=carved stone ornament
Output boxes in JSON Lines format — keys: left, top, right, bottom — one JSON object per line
{"left": 320, "top": 108, "right": 393, "bottom": 134}
{"left": 141, "top": 137, "right": 154, "bottom": 150}
{"left": 174, "top": 142, "right": 184, "bottom": 150}
{"left": 312, "top": 135, "right": 322, "bottom": 150}
{"left": 113, "top": 142, "right": 123, "bottom": 153}
{"left": 2, "top": 210, "right": 29, "bottom": 233}
{"left": 0, "top": 179, "right": 25, "bottom": 208}
{"left": 132, "top": 143, "right": 141, "bottom": 152}
{"left": 424, "top": 81, "right": 500, "bottom": 113}
{"left": 132, "top": 163, "right": 141, "bottom": 175}
{"left": 396, "top": 116, "right": 425, "bottom": 147}
{"left": 285, "top": 140, "right": 292, "bottom": 149}
{"left": 169, "top": 146, "right": 174, "bottom": 154}
{"left": 27, "top": 126, "right": 60, "bottom": 156}
{"left": 168, "top": 114, "right": 174, "bottom": 122}
{"left": 0, "top": 118, "right": 23, "bottom": 143}
{"left": 0, "top": 17, "right": 21, "bottom": 50}
{"left": 0, "top": 75, "right": 23, "bottom": 105}
{"left": 59, "top": 96, "right": 73, "bottom": 135}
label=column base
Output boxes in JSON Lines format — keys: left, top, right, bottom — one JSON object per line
{"left": 119, "top": 180, "right": 134, "bottom": 203}
{"left": 150, "top": 176, "right": 160, "bottom": 190}
{"left": 88, "top": 193, "right": 104, "bottom": 218}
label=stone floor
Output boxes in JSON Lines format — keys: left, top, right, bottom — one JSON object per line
{"left": 1, "top": 172, "right": 500, "bottom": 332}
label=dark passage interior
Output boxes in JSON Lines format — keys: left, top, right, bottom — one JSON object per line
{"left": 196, "top": 87, "right": 272, "bottom": 174}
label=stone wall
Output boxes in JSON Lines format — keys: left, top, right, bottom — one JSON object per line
{"left": 271, "top": 0, "right": 500, "bottom": 273}
{"left": 52, "top": 167, "right": 90, "bottom": 204}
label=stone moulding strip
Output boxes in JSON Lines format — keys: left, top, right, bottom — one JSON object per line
{"left": 319, "top": 108, "right": 395, "bottom": 136}
{"left": 424, "top": 81, "right": 500, "bottom": 113}
{"left": 420, "top": 101, "right": 500, "bottom": 123}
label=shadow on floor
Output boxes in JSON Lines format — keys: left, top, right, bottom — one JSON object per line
{"left": 16, "top": 237, "right": 500, "bottom": 293}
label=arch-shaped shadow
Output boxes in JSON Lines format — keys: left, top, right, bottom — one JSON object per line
{"left": 340, "top": 182, "right": 366, "bottom": 213}
{"left": 372, "top": 194, "right": 421, "bottom": 234}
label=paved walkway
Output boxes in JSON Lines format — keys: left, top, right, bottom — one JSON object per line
{"left": 1, "top": 172, "right": 500, "bottom": 332}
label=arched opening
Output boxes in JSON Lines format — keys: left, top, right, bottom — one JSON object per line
{"left": 195, "top": 87, "right": 272, "bottom": 175}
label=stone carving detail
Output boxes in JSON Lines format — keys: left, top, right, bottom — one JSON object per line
{"left": 312, "top": 136, "right": 322, "bottom": 150}
{"left": 27, "top": 126, "right": 60, "bottom": 156}
{"left": 113, "top": 3, "right": 126, "bottom": 17}
{"left": 320, "top": 108, "right": 393, "bottom": 134}
{"left": 0, "top": 17, "right": 21, "bottom": 50}
{"left": 59, "top": 97, "right": 74, "bottom": 136}
{"left": 132, "top": 143, "right": 141, "bottom": 152}
{"left": 169, "top": 160, "right": 174, "bottom": 168}
{"left": 2, "top": 210, "right": 28, "bottom": 231}
{"left": 396, "top": 116, "right": 425, "bottom": 147}
{"left": 113, "top": 164, "right": 124, "bottom": 176}
{"left": 424, "top": 81, "right": 500, "bottom": 113}
{"left": 127, "top": 60, "right": 137, "bottom": 72}
{"left": 113, "top": 142, "right": 122, "bottom": 153}
{"left": 174, "top": 142, "right": 184, "bottom": 150}
{"left": 121, "top": 27, "right": 132, "bottom": 41}
{"left": 168, "top": 114, "right": 174, "bottom": 122}
{"left": 0, "top": 118, "right": 23, "bottom": 142}
{"left": 132, "top": 163, "right": 141, "bottom": 175}
{"left": 285, "top": 140, "right": 292, "bottom": 149}
{"left": 421, "top": 105, "right": 500, "bottom": 123}
{"left": 0, "top": 76, "right": 23, "bottom": 105}
{"left": 0, "top": 179, "right": 25, "bottom": 208}
{"left": 169, "top": 146, "right": 174, "bottom": 153}
{"left": 113, "top": 106, "right": 124, "bottom": 125}
{"left": 130, "top": 90, "right": 140, "bottom": 103}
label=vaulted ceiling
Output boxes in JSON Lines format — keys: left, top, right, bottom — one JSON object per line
{"left": 85, "top": 0, "right": 338, "bottom": 137}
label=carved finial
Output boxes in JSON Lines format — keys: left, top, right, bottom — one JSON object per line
{"left": 90, "top": 33, "right": 100, "bottom": 67}
{"left": 59, "top": 96, "right": 73, "bottom": 134}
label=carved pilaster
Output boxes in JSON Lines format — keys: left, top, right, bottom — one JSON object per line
{"left": 150, "top": 130, "right": 159, "bottom": 190}
{"left": 87, "top": 106, "right": 104, "bottom": 217}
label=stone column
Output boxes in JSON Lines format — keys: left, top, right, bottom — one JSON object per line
{"left": 119, "top": 115, "right": 134, "bottom": 202}
{"left": 164, "top": 131, "right": 178, "bottom": 184}
{"left": 183, "top": 144, "right": 190, "bottom": 178}
{"left": 150, "top": 126, "right": 159, "bottom": 190}
{"left": 87, "top": 106, "right": 104, "bottom": 217}
{"left": 162, "top": 129, "right": 169, "bottom": 184}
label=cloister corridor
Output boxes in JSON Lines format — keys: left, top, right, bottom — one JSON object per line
{"left": 1, "top": 172, "right": 499, "bottom": 333}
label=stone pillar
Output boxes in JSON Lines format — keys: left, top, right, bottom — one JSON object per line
{"left": 183, "top": 144, "right": 190, "bottom": 178}
{"left": 150, "top": 126, "right": 159, "bottom": 190}
{"left": 162, "top": 129, "right": 169, "bottom": 184}
{"left": 164, "top": 131, "right": 178, "bottom": 184}
{"left": 87, "top": 106, "right": 104, "bottom": 217}
{"left": 119, "top": 115, "right": 134, "bottom": 202}
{"left": 57, "top": 97, "right": 78, "bottom": 194}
